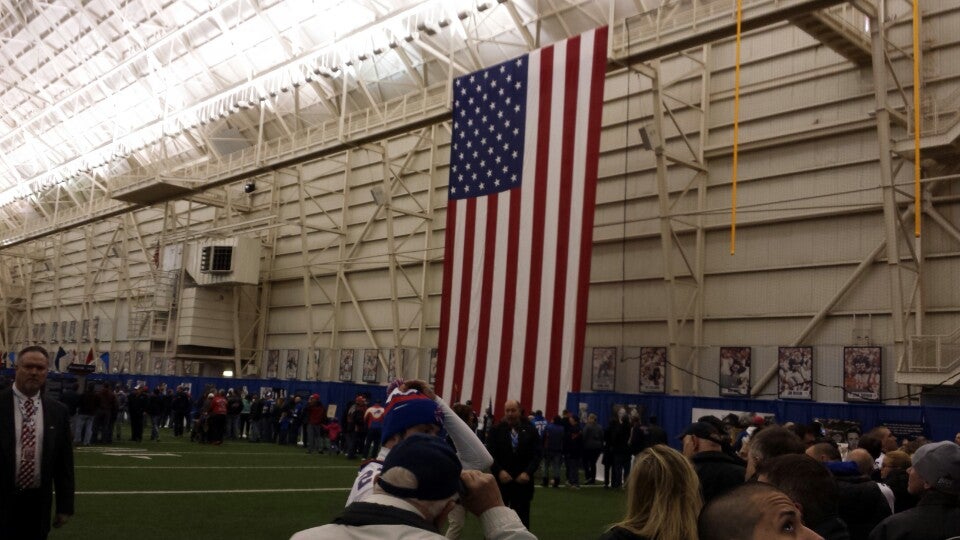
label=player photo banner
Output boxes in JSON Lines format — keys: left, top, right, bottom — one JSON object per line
{"left": 429, "top": 348, "right": 439, "bottom": 385}
{"left": 639, "top": 347, "right": 667, "bottom": 394}
{"left": 361, "top": 349, "right": 379, "bottom": 383}
{"left": 591, "top": 347, "right": 616, "bottom": 391}
{"left": 778, "top": 347, "right": 813, "bottom": 400}
{"left": 719, "top": 347, "right": 751, "bottom": 397}
{"left": 843, "top": 346, "right": 881, "bottom": 402}
{"left": 339, "top": 349, "right": 355, "bottom": 382}
{"left": 387, "top": 348, "right": 406, "bottom": 381}
{"left": 266, "top": 349, "right": 280, "bottom": 378}
{"left": 306, "top": 350, "right": 321, "bottom": 381}
{"left": 285, "top": 349, "right": 300, "bottom": 380}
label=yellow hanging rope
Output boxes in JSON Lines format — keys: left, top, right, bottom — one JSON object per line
{"left": 731, "top": 0, "right": 743, "bottom": 255}
{"left": 912, "top": 0, "right": 922, "bottom": 237}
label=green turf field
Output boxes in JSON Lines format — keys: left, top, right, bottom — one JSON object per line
{"left": 54, "top": 425, "right": 625, "bottom": 540}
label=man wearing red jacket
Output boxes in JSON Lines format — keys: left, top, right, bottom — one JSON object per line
{"left": 304, "top": 394, "right": 327, "bottom": 454}
{"left": 208, "top": 390, "right": 228, "bottom": 445}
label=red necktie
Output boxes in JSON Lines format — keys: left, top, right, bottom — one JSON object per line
{"left": 17, "top": 397, "right": 37, "bottom": 489}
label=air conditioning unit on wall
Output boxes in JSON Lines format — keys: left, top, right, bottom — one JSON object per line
{"left": 184, "top": 237, "right": 261, "bottom": 286}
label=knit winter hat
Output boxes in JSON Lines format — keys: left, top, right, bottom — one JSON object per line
{"left": 377, "top": 434, "right": 463, "bottom": 501}
{"left": 912, "top": 441, "right": 960, "bottom": 494}
{"left": 380, "top": 391, "right": 443, "bottom": 444}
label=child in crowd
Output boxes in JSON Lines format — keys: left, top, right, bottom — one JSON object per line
{"left": 326, "top": 417, "right": 342, "bottom": 454}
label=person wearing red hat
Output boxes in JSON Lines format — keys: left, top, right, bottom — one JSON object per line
{"left": 304, "top": 394, "right": 327, "bottom": 454}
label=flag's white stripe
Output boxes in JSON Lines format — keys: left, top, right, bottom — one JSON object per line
{"left": 483, "top": 190, "right": 511, "bottom": 408}
{"left": 442, "top": 199, "right": 468, "bottom": 400}
{"left": 559, "top": 30, "right": 597, "bottom": 408}
{"left": 509, "top": 50, "right": 541, "bottom": 403}
{"left": 531, "top": 42, "right": 568, "bottom": 414}
{"left": 460, "top": 198, "right": 488, "bottom": 402}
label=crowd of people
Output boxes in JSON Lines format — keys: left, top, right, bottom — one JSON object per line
{"left": 302, "top": 386, "right": 960, "bottom": 540}
{"left": 3, "top": 358, "right": 959, "bottom": 540}
{"left": 280, "top": 380, "right": 960, "bottom": 540}
{"left": 42, "top": 381, "right": 344, "bottom": 449}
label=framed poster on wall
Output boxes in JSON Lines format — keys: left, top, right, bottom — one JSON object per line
{"left": 429, "top": 348, "right": 439, "bottom": 385}
{"left": 266, "top": 349, "right": 280, "bottom": 378}
{"left": 339, "top": 349, "right": 355, "bottom": 381}
{"left": 778, "top": 347, "right": 813, "bottom": 400}
{"left": 285, "top": 349, "right": 300, "bottom": 380}
{"left": 362, "top": 349, "right": 379, "bottom": 382}
{"left": 306, "top": 349, "right": 321, "bottom": 381}
{"left": 843, "top": 346, "right": 881, "bottom": 402}
{"left": 387, "top": 349, "right": 405, "bottom": 381}
{"left": 591, "top": 347, "right": 616, "bottom": 391}
{"left": 719, "top": 347, "right": 751, "bottom": 397}
{"left": 639, "top": 347, "right": 667, "bottom": 394}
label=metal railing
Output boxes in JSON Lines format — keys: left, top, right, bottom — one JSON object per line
{"left": 613, "top": 0, "right": 741, "bottom": 55}
{"left": 908, "top": 327, "right": 960, "bottom": 373}
{"left": 0, "top": 83, "right": 451, "bottom": 246}
{"left": 818, "top": 3, "right": 870, "bottom": 37}
{"left": 917, "top": 84, "right": 960, "bottom": 137}
{"left": 109, "top": 82, "right": 451, "bottom": 196}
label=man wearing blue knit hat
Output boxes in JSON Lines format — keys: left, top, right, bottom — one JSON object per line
{"left": 346, "top": 380, "right": 493, "bottom": 507}
{"left": 292, "top": 434, "right": 534, "bottom": 539}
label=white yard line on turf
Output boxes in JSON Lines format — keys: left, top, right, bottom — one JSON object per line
{"left": 78, "top": 448, "right": 349, "bottom": 456}
{"left": 76, "top": 465, "right": 359, "bottom": 469}
{"left": 77, "top": 488, "right": 350, "bottom": 495}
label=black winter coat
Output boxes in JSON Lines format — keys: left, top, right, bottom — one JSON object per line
{"left": 867, "top": 490, "right": 960, "bottom": 540}
{"left": 486, "top": 420, "right": 542, "bottom": 479}
{"left": 690, "top": 450, "right": 745, "bottom": 503}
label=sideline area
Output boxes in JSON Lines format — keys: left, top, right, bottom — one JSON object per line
{"left": 56, "top": 425, "right": 623, "bottom": 540}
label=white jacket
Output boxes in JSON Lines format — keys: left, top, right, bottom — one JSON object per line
{"left": 291, "top": 494, "right": 536, "bottom": 540}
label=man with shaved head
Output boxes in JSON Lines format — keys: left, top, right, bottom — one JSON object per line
{"left": 485, "top": 400, "right": 541, "bottom": 528}
{"left": 698, "top": 482, "right": 823, "bottom": 540}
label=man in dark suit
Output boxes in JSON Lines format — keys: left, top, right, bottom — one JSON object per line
{"left": 485, "top": 399, "right": 541, "bottom": 529}
{"left": 1, "top": 345, "right": 75, "bottom": 539}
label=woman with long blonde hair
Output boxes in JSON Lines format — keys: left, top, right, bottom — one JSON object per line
{"left": 599, "top": 444, "right": 702, "bottom": 540}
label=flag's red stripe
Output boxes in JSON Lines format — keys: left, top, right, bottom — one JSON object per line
{"left": 470, "top": 195, "right": 499, "bottom": 408}
{"left": 451, "top": 198, "right": 477, "bottom": 403}
{"left": 435, "top": 201, "right": 459, "bottom": 393}
{"left": 571, "top": 27, "right": 608, "bottom": 394}
{"left": 520, "top": 47, "right": 554, "bottom": 411}
{"left": 495, "top": 189, "right": 522, "bottom": 419}
{"left": 545, "top": 36, "right": 582, "bottom": 418}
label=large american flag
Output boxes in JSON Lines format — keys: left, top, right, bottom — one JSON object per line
{"left": 436, "top": 27, "right": 607, "bottom": 418}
